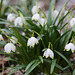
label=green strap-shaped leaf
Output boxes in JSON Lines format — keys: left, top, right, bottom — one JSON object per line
{"left": 9, "top": 65, "right": 26, "bottom": 71}
{"left": 48, "top": 0, "right": 55, "bottom": 26}
{"left": 38, "top": 56, "right": 43, "bottom": 63}
{"left": 54, "top": 50, "right": 74, "bottom": 70}
{"left": 8, "top": 69, "right": 18, "bottom": 75}
{"left": 0, "top": 0, "right": 3, "bottom": 15}
{"left": 24, "top": 60, "right": 41, "bottom": 75}
{"left": 9, "top": 6, "right": 18, "bottom": 14}
{"left": 73, "top": 69, "right": 75, "bottom": 75}
{"left": 50, "top": 59, "right": 57, "bottom": 74}
{"left": 25, "top": 60, "right": 37, "bottom": 71}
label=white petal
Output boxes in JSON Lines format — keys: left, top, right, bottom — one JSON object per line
{"left": 4, "top": 43, "right": 16, "bottom": 53}
{"left": 32, "top": 14, "right": 40, "bottom": 21}
{"left": 39, "top": 18, "right": 47, "bottom": 26}
{"left": 43, "top": 49, "right": 54, "bottom": 59}
{"left": 10, "top": 36, "right": 17, "bottom": 44}
{"left": 4, "top": 43, "right": 12, "bottom": 53}
{"left": 27, "top": 37, "right": 38, "bottom": 47}
{"left": 14, "top": 17, "right": 24, "bottom": 26}
{"left": 10, "top": 43, "right": 16, "bottom": 52}
{"left": 70, "top": 18, "right": 75, "bottom": 27}
{"left": 7, "top": 14, "right": 16, "bottom": 22}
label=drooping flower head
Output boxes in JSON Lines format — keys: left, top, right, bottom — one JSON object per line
{"left": 4, "top": 43, "right": 16, "bottom": 53}
{"left": 39, "top": 18, "right": 47, "bottom": 26}
{"left": 27, "top": 37, "right": 39, "bottom": 47}
{"left": 7, "top": 13, "right": 16, "bottom": 22}
{"left": 10, "top": 36, "right": 18, "bottom": 44}
{"left": 70, "top": 18, "right": 75, "bottom": 27}
{"left": 43, "top": 49, "right": 54, "bottom": 59}
{"left": 32, "top": 13, "right": 40, "bottom": 21}
{"left": 0, "top": 34, "right": 4, "bottom": 41}
{"left": 64, "top": 43, "right": 75, "bottom": 53}
{"left": 14, "top": 17, "right": 24, "bottom": 26}
{"left": 32, "top": 6, "right": 39, "bottom": 14}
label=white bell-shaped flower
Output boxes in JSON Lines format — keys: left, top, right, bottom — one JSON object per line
{"left": 0, "top": 34, "right": 4, "bottom": 41}
{"left": 52, "top": 10, "right": 59, "bottom": 19}
{"left": 14, "top": 17, "right": 24, "bottom": 26}
{"left": 32, "top": 6, "right": 39, "bottom": 14}
{"left": 70, "top": 18, "right": 75, "bottom": 27}
{"left": 65, "top": 43, "right": 75, "bottom": 53}
{"left": 43, "top": 49, "right": 54, "bottom": 59}
{"left": 27, "top": 37, "right": 39, "bottom": 47}
{"left": 4, "top": 43, "right": 16, "bottom": 53}
{"left": 7, "top": 13, "right": 16, "bottom": 22}
{"left": 39, "top": 18, "right": 47, "bottom": 26}
{"left": 10, "top": 36, "right": 18, "bottom": 44}
{"left": 32, "top": 13, "right": 40, "bottom": 21}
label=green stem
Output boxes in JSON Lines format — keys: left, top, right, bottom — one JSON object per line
{"left": 33, "top": 30, "right": 45, "bottom": 48}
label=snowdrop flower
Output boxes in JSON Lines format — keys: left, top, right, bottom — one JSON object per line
{"left": 32, "top": 6, "right": 39, "bottom": 14}
{"left": 0, "top": 34, "right": 4, "bottom": 41}
{"left": 39, "top": 18, "right": 47, "bottom": 26}
{"left": 64, "top": 43, "right": 75, "bottom": 53}
{"left": 52, "top": 10, "right": 59, "bottom": 19}
{"left": 4, "top": 43, "right": 16, "bottom": 53}
{"left": 14, "top": 17, "right": 24, "bottom": 26}
{"left": 43, "top": 49, "right": 54, "bottom": 59}
{"left": 70, "top": 18, "right": 75, "bottom": 27}
{"left": 10, "top": 36, "right": 18, "bottom": 44}
{"left": 7, "top": 13, "right": 16, "bottom": 22}
{"left": 27, "top": 37, "right": 38, "bottom": 47}
{"left": 32, "top": 13, "right": 40, "bottom": 21}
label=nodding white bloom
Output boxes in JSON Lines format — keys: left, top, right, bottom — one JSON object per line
{"left": 7, "top": 13, "right": 16, "bottom": 22}
{"left": 70, "top": 18, "right": 75, "bottom": 27}
{"left": 0, "top": 34, "right": 4, "bottom": 41}
{"left": 43, "top": 49, "right": 54, "bottom": 59}
{"left": 52, "top": 10, "right": 59, "bottom": 19}
{"left": 22, "top": 32, "right": 25, "bottom": 36}
{"left": 39, "top": 18, "right": 47, "bottom": 26}
{"left": 10, "top": 36, "right": 18, "bottom": 44}
{"left": 32, "top": 6, "right": 39, "bottom": 14}
{"left": 14, "top": 17, "right": 24, "bottom": 26}
{"left": 32, "top": 13, "right": 40, "bottom": 21}
{"left": 4, "top": 43, "right": 16, "bottom": 53}
{"left": 65, "top": 43, "right": 75, "bottom": 53}
{"left": 27, "top": 37, "right": 39, "bottom": 47}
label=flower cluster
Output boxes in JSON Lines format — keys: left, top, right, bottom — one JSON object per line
{"left": 7, "top": 14, "right": 24, "bottom": 27}
{"left": 31, "top": 5, "right": 47, "bottom": 26}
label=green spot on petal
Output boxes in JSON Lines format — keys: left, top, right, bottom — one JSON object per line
{"left": 32, "top": 45, "right": 34, "bottom": 47}
{"left": 67, "top": 49, "right": 69, "bottom": 51}
{"left": 27, "top": 44, "right": 29, "bottom": 46}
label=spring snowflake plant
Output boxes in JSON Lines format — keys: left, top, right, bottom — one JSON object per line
{"left": 0, "top": 0, "right": 75, "bottom": 75}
